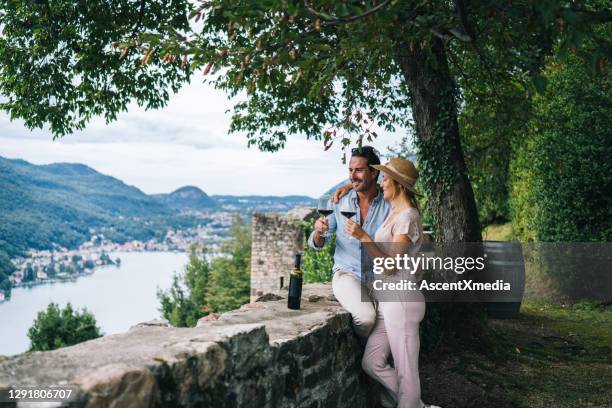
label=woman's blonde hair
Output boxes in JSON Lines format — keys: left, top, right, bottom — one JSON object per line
{"left": 388, "top": 178, "right": 420, "bottom": 213}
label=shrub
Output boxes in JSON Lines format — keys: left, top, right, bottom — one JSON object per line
{"left": 302, "top": 219, "right": 335, "bottom": 283}
{"left": 158, "top": 216, "right": 251, "bottom": 327}
{"left": 511, "top": 52, "right": 611, "bottom": 242}
{"left": 28, "top": 302, "right": 102, "bottom": 351}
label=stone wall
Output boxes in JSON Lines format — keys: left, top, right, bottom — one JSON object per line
{"left": 0, "top": 284, "right": 380, "bottom": 408}
{"left": 250, "top": 208, "right": 317, "bottom": 302}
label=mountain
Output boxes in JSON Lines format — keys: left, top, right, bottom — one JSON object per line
{"left": 0, "top": 156, "right": 191, "bottom": 296}
{"left": 0, "top": 157, "right": 171, "bottom": 217}
{"left": 0, "top": 156, "right": 188, "bottom": 259}
{"left": 212, "top": 195, "right": 316, "bottom": 213}
{"left": 0, "top": 156, "right": 319, "bottom": 258}
{"left": 0, "top": 156, "right": 323, "bottom": 297}
{"left": 0, "top": 154, "right": 321, "bottom": 257}
{"left": 152, "top": 186, "right": 218, "bottom": 211}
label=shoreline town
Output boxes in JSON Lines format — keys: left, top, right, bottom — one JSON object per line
{"left": 0, "top": 212, "right": 234, "bottom": 303}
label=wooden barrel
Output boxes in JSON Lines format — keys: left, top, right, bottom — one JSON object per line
{"left": 482, "top": 241, "right": 526, "bottom": 319}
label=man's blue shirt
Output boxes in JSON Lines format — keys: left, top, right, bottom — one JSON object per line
{"left": 307, "top": 188, "right": 390, "bottom": 280}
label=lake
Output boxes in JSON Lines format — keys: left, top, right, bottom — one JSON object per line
{"left": 0, "top": 251, "right": 188, "bottom": 356}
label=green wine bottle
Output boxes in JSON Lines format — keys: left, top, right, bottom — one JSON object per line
{"left": 287, "top": 253, "right": 303, "bottom": 310}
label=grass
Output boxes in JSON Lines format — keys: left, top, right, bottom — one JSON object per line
{"left": 420, "top": 300, "right": 612, "bottom": 407}
{"left": 482, "top": 222, "right": 514, "bottom": 241}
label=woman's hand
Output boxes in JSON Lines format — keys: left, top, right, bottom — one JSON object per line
{"left": 332, "top": 183, "right": 353, "bottom": 203}
{"left": 345, "top": 219, "right": 371, "bottom": 242}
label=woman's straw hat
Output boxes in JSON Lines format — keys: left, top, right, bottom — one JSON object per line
{"left": 371, "top": 158, "right": 421, "bottom": 196}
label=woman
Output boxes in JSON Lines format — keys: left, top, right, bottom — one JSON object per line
{"left": 344, "top": 158, "right": 438, "bottom": 408}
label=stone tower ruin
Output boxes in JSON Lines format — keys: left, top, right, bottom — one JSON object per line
{"left": 250, "top": 208, "right": 317, "bottom": 302}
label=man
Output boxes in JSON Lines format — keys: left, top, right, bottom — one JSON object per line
{"left": 308, "top": 146, "right": 391, "bottom": 340}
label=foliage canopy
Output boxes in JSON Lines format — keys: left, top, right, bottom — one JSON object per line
{"left": 0, "top": 1, "right": 608, "bottom": 147}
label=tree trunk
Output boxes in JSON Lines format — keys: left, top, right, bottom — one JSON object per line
{"left": 393, "top": 38, "right": 481, "bottom": 243}
{"left": 393, "top": 38, "right": 488, "bottom": 346}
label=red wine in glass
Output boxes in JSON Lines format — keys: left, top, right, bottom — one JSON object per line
{"left": 317, "top": 198, "right": 333, "bottom": 237}
{"left": 340, "top": 202, "right": 357, "bottom": 240}
{"left": 341, "top": 211, "right": 356, "bottom": 219}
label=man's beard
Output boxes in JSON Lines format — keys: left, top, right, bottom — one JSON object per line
{"left": 353, "top": 178, "right": 373, "bottom": 192}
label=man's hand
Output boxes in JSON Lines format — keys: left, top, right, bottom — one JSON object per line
{"left": 332, "top": 183, "right": 353, "bottom": 203}
{"left": 314, "top": 217, "right": 329, "bottom": 236}
{"left": 313, "top": 217, "right": 329, "bottom": 247}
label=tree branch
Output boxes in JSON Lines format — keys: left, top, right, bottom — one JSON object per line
{"left": 455, "top": 0, "right": 477, "bottom": 42}
{"left": 304, "top": 0, "right": 391, "bottom": 26}
{"left": 130, "top": 0, "right": 146, "bottom": 39}
{"left": 574, "top": 9, "right": 612, "bottom": 24}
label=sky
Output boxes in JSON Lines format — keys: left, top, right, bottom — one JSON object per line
{"left": 0, "top": 74, "right": 407, "bottom": 198}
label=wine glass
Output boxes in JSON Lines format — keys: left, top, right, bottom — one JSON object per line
{"left": 317, "top": 196, "right": 333, "bottom": 238}
{"left": 340, "top": 200, "right": 357, "bottom": 240}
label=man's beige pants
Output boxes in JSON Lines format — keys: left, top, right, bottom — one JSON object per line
{"left": 331, "top": 268, "right": 376, "bottom": 339}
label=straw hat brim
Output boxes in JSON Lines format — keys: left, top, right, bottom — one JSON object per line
{"left": 370, "top": 164, "right": 422, "bottom": 196}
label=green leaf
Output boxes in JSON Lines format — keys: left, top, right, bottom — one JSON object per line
{"left": 533, "top": 75, "right": 548, "bottom": 94}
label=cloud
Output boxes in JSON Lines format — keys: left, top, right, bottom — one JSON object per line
{"left": 0, "top": 74, "right": 408, "bottom": 197}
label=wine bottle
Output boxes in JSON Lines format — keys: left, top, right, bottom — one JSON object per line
{"left": 287, "top": 253, "right": 303, "bottom": 310}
